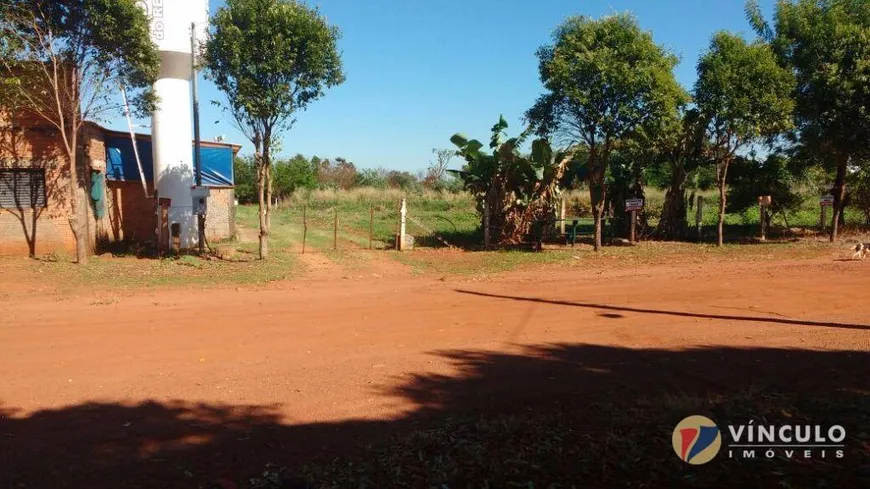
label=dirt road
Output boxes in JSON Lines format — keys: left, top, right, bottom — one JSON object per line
{"left": 2, "top": 254, "right": 869, "bottom": 487}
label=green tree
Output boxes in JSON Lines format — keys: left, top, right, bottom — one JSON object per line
{"left": 272, "top": 154, "right": 317, "bottom": 199}
{"left": 694, "top": 31, "right": 794, "bottom": 246}
{"left": 747, "top": 0, "right": 870, "bottom": 242}
{"left": 850, "top": 164, "right": 870, "bottom": 226}
{"left": 526, "top": 14, "right": 685, "bottom": 250}
{"left": 0, "top": 0, "right": 159, "bottom": 263}
{"left": 386, "top": 170, "right": 419, "bottom": 191}
{"left": 232, "top": 156, "right": 257, "bottom": 204}
{"left": 355, "top": 168, "right": 388, "bottom": 189}
{"left": 727, "top": 153, "right": 804, "bottom": 226}
{"left": 204, "top": 0, "right": 345, "bottom": 259}
{"left": 650, "top": 108, "right": 710, "bottom": 239}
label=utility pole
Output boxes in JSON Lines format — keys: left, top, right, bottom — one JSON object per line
{"left": 192, "top": 22, "right": 205, "bottom": 254}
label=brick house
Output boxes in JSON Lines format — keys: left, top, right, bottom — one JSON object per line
{"left": 0, "top": 109, "right": 239, "bottom": 256}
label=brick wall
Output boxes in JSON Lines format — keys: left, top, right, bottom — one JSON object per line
{"left": 206, "top": 187, "right": 235, "bottom": 242}
{"left": 2, "top": 108, "right": 237, "bottom": 255}
{"left": 0, "top": 109, "right": 109, "bottom": 256}
{"left": 1, "top": 110, "right": 75, "bottom": 255}
{"left": 101, "top": 180, "right": 157, "bottom": 244}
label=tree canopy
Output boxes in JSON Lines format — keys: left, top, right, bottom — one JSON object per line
{"left": 204, "top": 0, "right": 345, "bottom": 146}
{"left": 695, "top": 30, "right": 794, "bottom": 246}
{"left": 526, "top": 13, "right": 685, "bottom": 250}
{"left": 204, "top": 0, "right": 345, "bottom": 259}
{"left": 747, "top": 0, "right": 870, "bottom": 240}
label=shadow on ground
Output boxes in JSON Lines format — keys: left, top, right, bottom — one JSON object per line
{"left": 2, "top": 344, "right": 869, "bottom": 488}
{"left": 454, "top": 289, "right": 870, "bottom": 331}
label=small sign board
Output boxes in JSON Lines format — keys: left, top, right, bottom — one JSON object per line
{"left": 625, "top": 198, "right": 644, "bottom": 212}
{"left": 820, "top": 194, "right": 835, "bottom": 207}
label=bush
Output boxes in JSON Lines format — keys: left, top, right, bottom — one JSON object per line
{"left": 273, "top": 154, "right": 318, "bottom": 199}
{"left": 727, "top": 154, "right": 803, "bottom": 217}
{"left": 233, "top": 156, "right": 257, "bottom": 204}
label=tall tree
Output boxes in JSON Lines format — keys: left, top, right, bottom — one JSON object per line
{"left": 0, "top": 0, "right": 158, "bottom": 263}
{"left": 526, "top": 14, "right": 685, "bottom": 250}
{"left": 694, "top": 31, "right": 794, "bottom": 246}
{"left": 651, "top": 107, "right": 709, "bottom": 239}
{"left": 204, "top": 0, "right": 344, "bottom": 259}
{"left": 747, "top": 0, "right": 870, "bottom": 242}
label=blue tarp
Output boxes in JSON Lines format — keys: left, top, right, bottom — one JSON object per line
{"left": 105, "top": 136, "right": 234, "bottom": 187}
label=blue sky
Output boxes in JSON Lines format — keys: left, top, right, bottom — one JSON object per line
{"left": 108, "top": 0, "right": 774, "bottom": 172}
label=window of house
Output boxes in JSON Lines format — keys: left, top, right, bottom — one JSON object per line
{"left": 0, "top": 168, "right": 47, "bottom": 209}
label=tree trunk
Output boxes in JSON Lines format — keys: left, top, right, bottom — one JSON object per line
{"left": 67, "top": 130, "right": 89, "bottom": 264}
{"left": 830, "top": 157, "right": 847, "bottom": 242}
{"left": 256, "top": 155, "right": 268, "bottom": 260}
{"left": 590, "top": 165, "right": 606, "bottom": 251}
{"left": 266, "top": 155, "right": 273, "bottom": 240}
{"left": 716, "top": 161, "right": 730, "bottom": 247}
{"left": 656, "top": 164, "right": 688, "bottom": 240}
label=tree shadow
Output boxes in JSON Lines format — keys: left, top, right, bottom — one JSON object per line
{"left": 0, "top": 105, "right": 67, "bottom": 257}
{"left": 2, "top": 344, "right": 869, "bottom": 488}
{"left": 454, "top": 289, "right": 870, "bottom": 331}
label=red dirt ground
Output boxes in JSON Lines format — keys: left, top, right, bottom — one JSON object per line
{"left": 1, "top": 252, "right": 869, "bottom": 487}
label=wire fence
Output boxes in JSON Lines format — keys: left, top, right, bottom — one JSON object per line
{"left": 235, "top": 190, "right": 867, "bottom": 255}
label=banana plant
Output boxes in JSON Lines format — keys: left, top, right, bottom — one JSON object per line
{"left": 450, "top": 116, "right": 575, "bottom": 244}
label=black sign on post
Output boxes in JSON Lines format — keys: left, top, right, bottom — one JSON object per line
{"left": 625, "top": 198, "right": 643, "bottom": 243}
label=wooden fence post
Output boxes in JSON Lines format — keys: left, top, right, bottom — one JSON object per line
{"left": 333, "top": 208, "right": 339, "bottom": 250}
{"left": 483, "top": 199, "right": 491, "bottom": 250}
{"left": 369, "top": 205, "right": 374, "bottom": 250}
{"left": 302, "top": 205, "right": 307, "bottom": 254}
{"left": 696, "top": 195, "right": 704, "bottom": 240}
{"left": 820, "top": 203, "right": 827, "bottom": 233}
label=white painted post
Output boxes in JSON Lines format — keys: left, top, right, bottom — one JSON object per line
{"left": 560, "top": 196, "right": 566, "bottom": 235}
{"left": 398, "top": 198, "right": 407, "bottom": 251}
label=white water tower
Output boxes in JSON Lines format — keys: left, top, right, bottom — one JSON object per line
{"left": 137, "top": 0, "right": 209, "bottom": 249}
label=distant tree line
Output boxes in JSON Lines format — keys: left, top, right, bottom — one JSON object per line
{"left": 233, "top": 149, "right": 461, "bottom": 204}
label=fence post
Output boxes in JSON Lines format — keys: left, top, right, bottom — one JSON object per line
{"left": 820, "top": 203, "right": 827, "bottom": 233}
{"left": 696, "top": 195, "right": 704, "bottom": 240}
{"left": 630, "top": 210, "right": 637, "bottom": 244}
{"left": 369, "top": 205, "right": 374, "bottom": 250}
{"left": 560, "top": 196, "right": 566, "bottom": 235}
{"left": 302, "top": 205, "right": 307, "bottom": 254}
{"left": 571, "top": 220, "right": 578, "bottom": 247}
{"left": 483, "top": 199, "right": 491, "bottom": 249}
{"left": 333, "top": 208, "right": 338, "bottom": 250}
{"left": 397, "top": 198, "right": 407, "bottom": 251}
